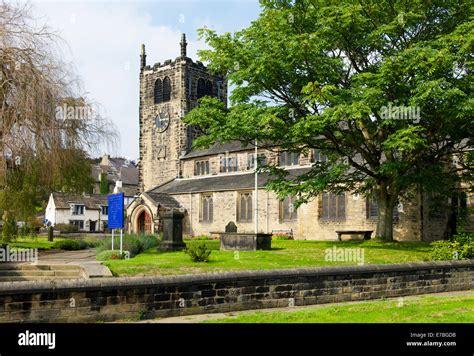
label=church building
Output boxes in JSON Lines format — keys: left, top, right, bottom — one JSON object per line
{"left": 126, "top": 34, "right": 470, "bottom": 241}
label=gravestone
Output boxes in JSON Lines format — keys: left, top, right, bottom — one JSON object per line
{"left": 157, "top": 210, "right": 186, "bottom": 251}
{"left": 225, "top": 221, "right": 237, "bottom": 233}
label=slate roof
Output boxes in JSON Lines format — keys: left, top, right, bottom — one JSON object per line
{"left": 181, "top": 141, "right": 252, "bottom": 159}
{"left": 91, "top": 163, "right": 139, "bottom": 186}
{"left": 145, "top": 192, "right": 181, "bottom": 209}
{"left": 52, "top": 192, "right": 108, "bottom": 210}
{"left": 150, "top": 167, "right": 311, "bottom": 195}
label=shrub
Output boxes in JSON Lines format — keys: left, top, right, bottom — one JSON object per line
{"left": 54, "top": 224, "right": 79, "bottom": 234}
{"left": 96, "top": 234, "right": 159, "bottom": 257}
{"left": 193, "top": 235, "right": 211, "bottom": 240}
{"left": 184, "top": 242, "right": 211, "bottom": 262}
{"left": 19, "top": 223, "right": 38, "bottom": 237}
{"left": 430, "top": 240, "right": 473, "bottom": 261}
{"left": 140, "top": 235, "right": 159, "bottom": 251}
{"left": 1, "top": 214, "right": 17, "bottom": 243}
{"left": 272, "top": 234, "right": 291, "bottom": 240}
{"left": 96, "top": 250, "right": 127, "bottom": 261}
{"left": 54, "top": 239, "right": 89, "bottom": 250}
{"left": 451, "top": 233, "right": 474, "bottom": 246}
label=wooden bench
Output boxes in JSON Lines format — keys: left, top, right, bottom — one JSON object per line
{"left": 336, "top": 230, "right": 373, "bottom": 241}
{"left": 271, "top": 229, "right": 294, "bottom": 239}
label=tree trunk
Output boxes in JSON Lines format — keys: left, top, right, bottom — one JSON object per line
{"left": 375, "top": 183, "right": 395, "bottom": 241}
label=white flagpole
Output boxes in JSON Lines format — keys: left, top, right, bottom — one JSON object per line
{"left": 120, "top": 229, "right": 123, "bottom": 256}
{"left": 255, "top": 139, "right": 258, "bottom": 234}
{"left": 111, "top": 229, "right": 114, "bottom": 251}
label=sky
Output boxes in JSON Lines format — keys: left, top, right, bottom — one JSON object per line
{"left": 29, "top": 0, "right": 261, "bottom": 161}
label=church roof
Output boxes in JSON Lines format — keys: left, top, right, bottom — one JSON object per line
{"left": 144, "top": 192, "right": 181, "bottom": 209}
{"left": 181, "top": 141, "right": 252, "bottom": 159}
{"left": 149, "top": 167, "right": 311, "bottom": 195}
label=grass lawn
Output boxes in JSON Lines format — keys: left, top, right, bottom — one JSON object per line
{"left": 7, "top": 236, "right": 66, "bottom": 250}
{"left": 104, "top": 239, "right": 433, "bottom": 276}
{"left": 203, "top": 292, "right": 474, "bottom": 323}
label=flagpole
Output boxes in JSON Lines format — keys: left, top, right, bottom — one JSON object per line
{"left": 255, "top": 139, "right": 258, "bottom": 234}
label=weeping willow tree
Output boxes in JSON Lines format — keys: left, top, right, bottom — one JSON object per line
{"left": 0, "top": 1, "right": 118, "bottom": 226}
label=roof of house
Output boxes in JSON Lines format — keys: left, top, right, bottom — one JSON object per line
{"left": 91, "top": 162, "right": 139, "bottom": 186}
{"left": 51, "top": 192, "right": 108, "bottom": 210}
{"left": 181, "top": 141, "right": 253, "bottom": 160}
{"left": 149, "top": 167, "right": 311, "bottom": 195}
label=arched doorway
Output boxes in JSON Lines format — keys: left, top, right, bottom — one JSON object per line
{"left": 137, "top": 209, "right": 152, "bottom": 234}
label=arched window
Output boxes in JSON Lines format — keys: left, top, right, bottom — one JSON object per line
{"left": 154, "top": 79, "right": 162, "bottom": 104}
{"left": 162, "top": 76, "right": 171, "bottom": 102}
{"left": 205, "top": 80, "right": 213, "bottom": 96}
{"left": 197, "top": 78, "right": 206, "bottom": 99}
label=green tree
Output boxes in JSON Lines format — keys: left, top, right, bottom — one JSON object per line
{"left": 0, "top": 2, "right": 116, "bottom": 223}
{"left": 99, "top": 172, "right": 109, "bottom": 194}
{"left": 186, "top": 0, "right": 473, "bottom": 241}
{"left": 1, "top": 211, "right": 17, "bottom": 243}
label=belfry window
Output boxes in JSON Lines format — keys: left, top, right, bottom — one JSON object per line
{"left": 154, "top": 79, "right": 162, "bottom": 104}
{"left": 162, "top": 76, "right": 171, "bottom": 102}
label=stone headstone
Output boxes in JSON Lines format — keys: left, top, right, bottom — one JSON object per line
{"left": 225, "top": 221, "right": 237, "bottom": 233}
{"left": 157, "top": 210, "right": 186, "bottom": 251}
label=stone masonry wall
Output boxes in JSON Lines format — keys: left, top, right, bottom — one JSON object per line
{"left": 0, "top": 261, "right": 472, "bottom": 323}
{"left": 172, "top": 189, "right": 428, "bottom": 241}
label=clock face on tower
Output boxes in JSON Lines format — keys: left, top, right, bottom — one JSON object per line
{"left": 154, "top": 111, "right": 170, "bottom": 133}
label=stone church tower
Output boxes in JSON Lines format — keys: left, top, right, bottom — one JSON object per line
{"left": 138, "top": 34, "right": 227, "bottom": 192}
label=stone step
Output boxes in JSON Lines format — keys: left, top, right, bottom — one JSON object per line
{"left": 21, "top": 264, "right": 82, "bottom": 271}
{"left": 0, "top": 264, "right": 82, "bottom": 271}
{"left": 0, "top": 270, "right": 56, "bottom": 277}
{"left": 0, "top": 276, "right": 83, "bottom": 282}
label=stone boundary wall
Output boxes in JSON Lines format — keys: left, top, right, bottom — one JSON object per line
{"left": 0, "top": 261, "right": 472, "bottom": 323}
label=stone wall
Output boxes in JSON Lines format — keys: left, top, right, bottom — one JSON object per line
{"left": 0, "top": 261, "right": 472, "bottom": 323}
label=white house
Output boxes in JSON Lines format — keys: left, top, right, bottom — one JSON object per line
{"left": 45, "top": 193, "right": 109, "bottom": 232}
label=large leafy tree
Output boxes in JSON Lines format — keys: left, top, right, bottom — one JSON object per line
{"left": 186, "top": 0, "right": 473, "bottom": 241}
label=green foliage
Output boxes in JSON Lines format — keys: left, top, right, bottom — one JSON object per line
{"left": 430, "top": 239, "right": 473, "bottom": 261}
{"left": 184, "top": 242, "right": 212, "bottom": 262}
{"left": 0, "top": 150, "right": 95, "bottom": 225}
{"left": 54, "top": 223, "right": 79, "bottom": 233}
{"left": 99, "top": 172, "right": 109, "bottom": 194}
{"left": 272, "top": 234, "right": 291, "bottom": 240}
{"left": 96, "top": 250, "right": 127, "bottom": 261}
{"left": 54, "top": 239, "right": 89, "bottom": 251}
{"left": 192, "top": 235, "right": 212, "bottom": 240}
{"left": 186, "top": 0, "right": 474, "bottom": 241}
{"left": 96, "top": 234, "right": 159, "bottom": 257}
{"left": 451, "top": 233, "right": 474, "bottom": 245}
{"left": 1, "top": 212, "right": 18, "bottom": 243}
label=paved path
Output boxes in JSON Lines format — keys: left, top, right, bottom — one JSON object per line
{"left": 37, "top": 249, "right": 112, "bottom": 278}
{"left": 135, "top": 290, "right": 474, "bottom": 324}
{"left": 38, "top": 249, "right": 97, "bottom": 264}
